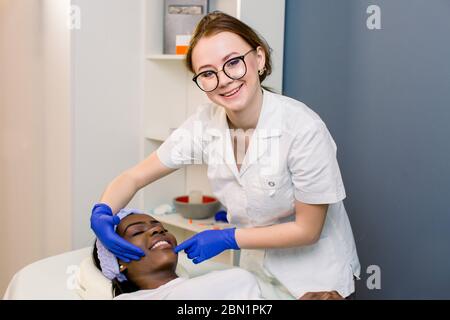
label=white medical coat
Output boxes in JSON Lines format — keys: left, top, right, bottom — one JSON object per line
{"left": 156, "top": 88, "right": 361, "bottom": 298}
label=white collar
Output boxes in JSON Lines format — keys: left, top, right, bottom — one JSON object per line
{"left": 203, "top": 88, "right": 283, "bottom": 179}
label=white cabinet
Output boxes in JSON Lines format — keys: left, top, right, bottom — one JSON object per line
{"left": 141, "top": 0, "right": 285, "bottom": 265}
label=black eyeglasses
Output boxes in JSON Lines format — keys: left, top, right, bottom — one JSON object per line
{"left": 192, "top": 49, "right": 256, "bottom": 92}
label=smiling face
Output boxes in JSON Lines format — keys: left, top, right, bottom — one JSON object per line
{"left": 116, "top": 214, "right": 178, "bottom": 281}
{"left": 192, "top": 31, "right": 266, "bottom": 112}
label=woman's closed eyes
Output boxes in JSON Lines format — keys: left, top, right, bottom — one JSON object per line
{"left": 124, "top": 220, "right": 168, "bottom": 237}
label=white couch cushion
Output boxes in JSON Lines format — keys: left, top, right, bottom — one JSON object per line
{"left": 75, "top": 253, "right": 192, "bottom": 300}
{"left": 3, "top": 247, "right": 231, "bottom": 300}
{"left": 3, "top": 247, "right": 90, "bottom": 300}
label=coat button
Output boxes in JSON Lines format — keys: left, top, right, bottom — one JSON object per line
{"left": 268, "top": 181, "right": 275, "bottom": 187}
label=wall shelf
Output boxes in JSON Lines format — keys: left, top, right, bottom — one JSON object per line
{"left": 145, "top": 137, "right": 165, "bottom": 143}
{"left": 155, "top": 213, "right": 234, "bottom": 233}
{"left": 145, "top": 132, "right": 167, "bottom": 142}
{"left": 146, "top": 54, "right": 186, "bottom": 60}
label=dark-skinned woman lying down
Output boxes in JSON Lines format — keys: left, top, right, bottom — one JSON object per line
{"left": 93, "top": 209, "right": 263, "bottom": 299}
{"left": 92, "top": 209, "right": 346, "bottom": 300}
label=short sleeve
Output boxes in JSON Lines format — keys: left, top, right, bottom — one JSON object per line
{"left": 156, "top": 111, "right": 205, "bottom": 169}
{"left": 287, "top": 120, "right": 346, "bottom": 204}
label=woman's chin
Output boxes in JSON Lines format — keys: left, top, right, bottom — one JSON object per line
{"left": 220, "top": 97, "right": 247, "bottom": 113}
{"left": 148, "top": 248, "right": 177, "bottom": 259}
{"left": 139, "top": 248, "right": 176, "bottom": 263}
{"left": 137, "top": 250, "right": 177, "bottom": 271}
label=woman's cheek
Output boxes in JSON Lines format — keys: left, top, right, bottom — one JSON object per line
{"left": 170, "top": 235, "right": 178, "bottom": 247}
{"left": 127, "top": 236, "right": 146, "bottom": 250}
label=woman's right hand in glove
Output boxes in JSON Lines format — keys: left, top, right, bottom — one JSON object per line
{"left": 90, "top": 203, "right": 145, "bottom": 262}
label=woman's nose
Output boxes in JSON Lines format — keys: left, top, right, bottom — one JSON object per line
{"left": 217, "top": 70, "right": 233, "bottom": 88}
{"left": 147, "top": 225, "right": 165, "bottom": 237}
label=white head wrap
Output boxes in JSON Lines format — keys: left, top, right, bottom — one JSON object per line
{"left": 96, "top": 208, "right": 144, "bottom": 282}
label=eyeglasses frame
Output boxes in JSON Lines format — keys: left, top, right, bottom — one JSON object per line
{"left": 192, "top": 48, "right": 256, "bottom": 92}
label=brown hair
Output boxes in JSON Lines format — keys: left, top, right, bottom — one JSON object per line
{"left": 186, "top": 10, "right": 276, "bottom": 92}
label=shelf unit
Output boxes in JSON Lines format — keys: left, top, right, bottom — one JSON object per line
{"left": 146, "top": 54, "right": 186, "bottom": 60}
{"left": 141, "top": 0, "right": 285, "bottom": 266}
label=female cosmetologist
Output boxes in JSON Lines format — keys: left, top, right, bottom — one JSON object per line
{"left": 91, "top": 11, "right": 360, "bottom": 299}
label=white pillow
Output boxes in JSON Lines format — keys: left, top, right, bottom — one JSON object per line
{"left": 75, "top": 254, "right": 190, "bottom": 300}
{"left": 75, "top": 256, "right": 112, "bottom": 300}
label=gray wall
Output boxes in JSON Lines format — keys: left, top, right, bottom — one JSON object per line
{"left": 283, "top": 0, "right": 450, "bottom": 299}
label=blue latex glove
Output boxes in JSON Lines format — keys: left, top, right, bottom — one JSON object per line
{"left": 214, "top": 210, "right": 228, "bottom": 223}
{"left": 173, "top": 228, "right": 239, "bottom": 264}
{"left": 90, "top": 203, "right": 145, "bottom": 262}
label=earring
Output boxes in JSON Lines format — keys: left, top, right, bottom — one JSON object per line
{"left": 258, "top": 67, "right": 266, "bottom": 76}
{"left": 119, "top": 265, "right": 125, "bottom": 271}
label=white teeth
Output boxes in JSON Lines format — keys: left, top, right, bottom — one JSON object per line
{"left": 151, "top": 240, "right": 170, "bottom": 250}
{"left": 223, "top": 85, "right": 241, "bottom": 97}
